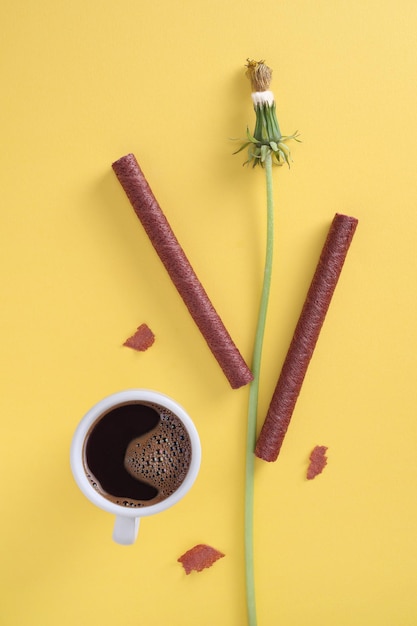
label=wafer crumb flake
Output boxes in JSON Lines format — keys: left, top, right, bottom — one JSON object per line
{"left": 178, "top": 544, "right": 225, "bottom": 574}
{"left": 123, "top": 323, "right": 155, "bottom": 351}
{"left": 307, "top": 445, "right": 328, "bottom": 480}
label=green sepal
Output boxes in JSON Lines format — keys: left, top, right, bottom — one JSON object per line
{"left": 233, "top": 141, "right": 251, "bottom": 155}
{"left": 246, "top": 127, "right": 258, "bottom": 143}
{"left": 260, "top": 144, "right": 269, "bottom": 163}
{"left": 234, "top": 114, "right": 300, "bottom": 168}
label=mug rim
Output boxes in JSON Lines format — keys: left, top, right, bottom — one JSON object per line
{"left": 70, "top": 389, "right": 201, "bottom": 518}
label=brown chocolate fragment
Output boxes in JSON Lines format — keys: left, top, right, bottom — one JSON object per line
{"left": 307, "top": 445, "right": 328, "bottom": 479}
{"left": 177, "top": 544, "right": 225, "bottom": 574}
{"left": 255, "top": 213, "right": 358, "bottom": 462}
{"left": 123, "top": 323, "right": 155, "bottom": 352}
{"left": 112, "top": 154, "right": 253, "bottom": 389}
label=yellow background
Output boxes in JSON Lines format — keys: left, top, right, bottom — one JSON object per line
{"left": 1, "top": 1, "right": 417, "bottom": 624}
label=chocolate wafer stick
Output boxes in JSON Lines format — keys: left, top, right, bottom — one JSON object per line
{"left": 112, "top": 153, "right": 253, "bottom": 389}
{"left": 255, "top": 213, "right": 358, "bottom": 461}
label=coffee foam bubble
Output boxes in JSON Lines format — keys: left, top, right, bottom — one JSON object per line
{"left": 123, "top": 408, "right": 192, "bottom": 506}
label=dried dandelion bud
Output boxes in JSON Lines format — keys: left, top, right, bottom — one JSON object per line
{"left": 245, "top": 59, "right": 273, "bottom": 92}
{"left": 234, "top": 59, "right": 300, "bottom": 168}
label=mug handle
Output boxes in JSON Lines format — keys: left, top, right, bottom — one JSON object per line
{"left": 112, "top": 516, "right": 140, "bottom": 545}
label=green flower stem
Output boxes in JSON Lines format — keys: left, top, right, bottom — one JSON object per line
{"left": 245, "top": 151, "right": 274, "bottom": 626}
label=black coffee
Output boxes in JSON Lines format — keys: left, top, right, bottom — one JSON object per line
{"left": 83, "top": 402, "right": 192, "bottom": 508}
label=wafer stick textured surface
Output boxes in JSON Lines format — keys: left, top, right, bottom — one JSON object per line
{"left": 112, "top": 153, "right": 253, "bottom": 389}
{"left": 255, "top": 213, "right": 358, "bottom": 461}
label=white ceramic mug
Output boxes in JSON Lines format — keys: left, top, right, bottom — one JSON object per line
{"left": 70, "top": 389, "right": 201, "bottom": 545}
